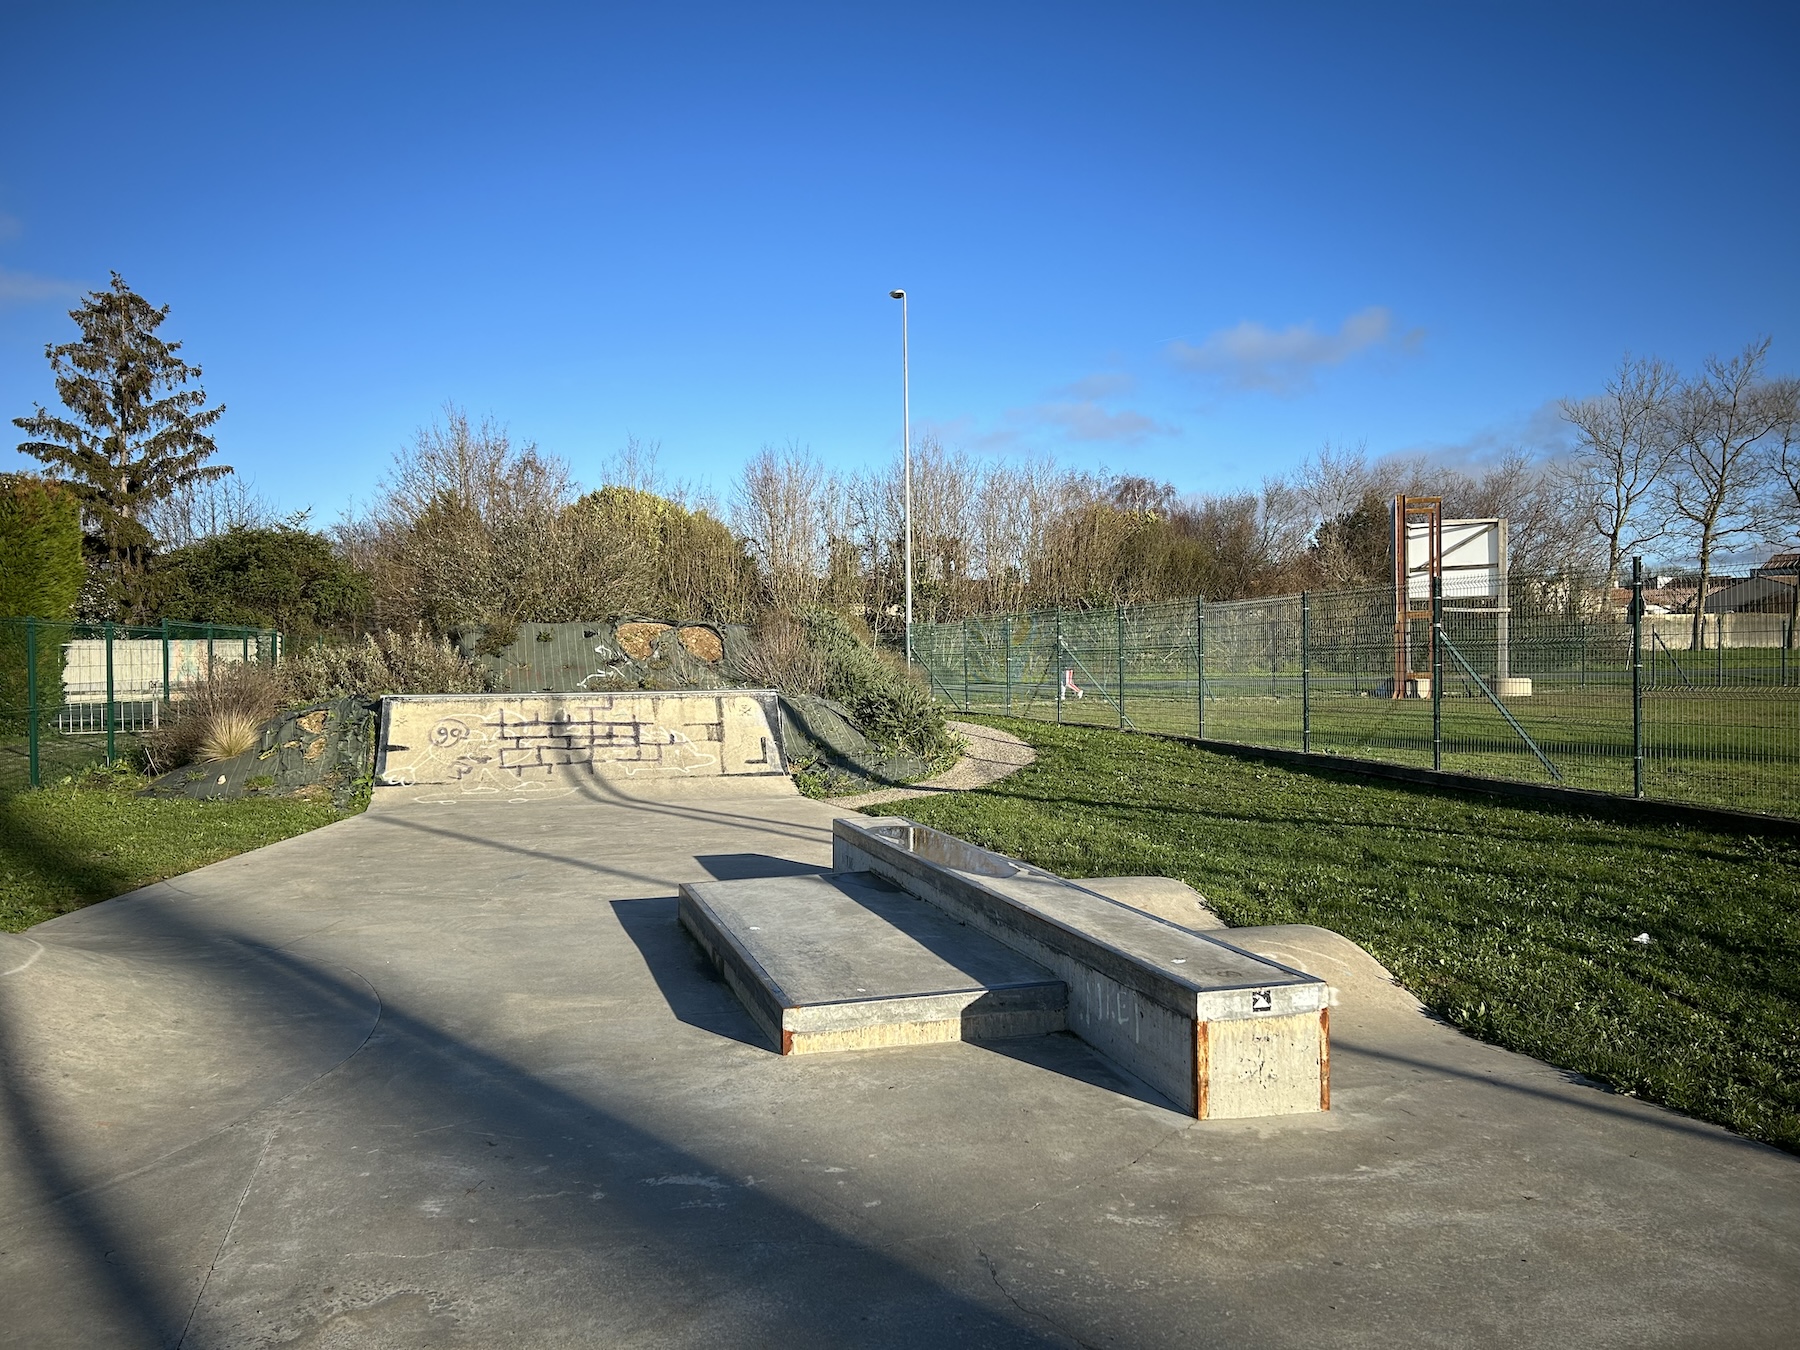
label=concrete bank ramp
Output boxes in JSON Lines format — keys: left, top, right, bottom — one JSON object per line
{"left": 373, "top": 690, "right": 793, "bottom": 805}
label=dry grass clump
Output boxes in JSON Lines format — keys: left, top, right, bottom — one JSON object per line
{"left": 196, "top": 709, "right": 264, "bottom": 763}
{"left": 141, "top": 660, "right": 287, "bottom": 774}
{"left": 733, "top": 614, "right": 829, "bottom": 697}
{"left": 280, "top": 626, "right": 496, "bottom": 702}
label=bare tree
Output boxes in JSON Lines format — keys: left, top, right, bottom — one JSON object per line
{"left": 732, "top": 442, "right": 828, "bottom": 611}
{"left": 354, "top": 406, "right": 577, "bottom": 632}
{"left": 1666, "top": 340, "right": 1786, "bottom": 648}
{"left": 143, "top": 473, "right": 287, "bottom": 547}
{"left": 1760, "top": 377, "right": 1800, "bottom": 648}
{"left": 1556, "top": 355, "right": 1678, "bottom": 589}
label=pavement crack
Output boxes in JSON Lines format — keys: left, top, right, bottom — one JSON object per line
{"left": 978, "top": 1246, "right": 1102, "bottom": 1350}
{"left": 177, "top": 1125, "right": 277, "bottom": 1349}
{"left": 0, "top": 965, "right": 384, "bottom": 1229}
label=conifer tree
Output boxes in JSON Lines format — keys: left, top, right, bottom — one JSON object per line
{"left": 13, "top": 273, "right": 229, "bottom": 609}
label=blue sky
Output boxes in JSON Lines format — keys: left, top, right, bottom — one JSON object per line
{"left": 3, "top": 3, "right": 1796, "bottom": 519}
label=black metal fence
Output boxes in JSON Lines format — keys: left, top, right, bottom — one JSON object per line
{"left": 910, "top": 566, "right": 1800, "bottom": 820}
{"left": 0, "top": 617, "right": 281, "bottom": 791}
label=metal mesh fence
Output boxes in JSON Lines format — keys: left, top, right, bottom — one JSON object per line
{"left": 911, "top": 573, "right": 1800, "bottom": 819}
{"left": 0, "top": 618, "right": 281, "bottom": 792}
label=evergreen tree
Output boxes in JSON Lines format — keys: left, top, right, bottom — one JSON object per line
{"left": 13, "top": 273, "right": 229, "bottom": 612}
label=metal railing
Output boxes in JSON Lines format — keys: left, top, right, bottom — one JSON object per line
{"left": 0, "top": 617, "right": 281, "bottom": 791}
{"left": 910, "top": 562, "right": 1800, "bottom": 820}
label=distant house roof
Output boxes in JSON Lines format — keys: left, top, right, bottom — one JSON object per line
{"left": 1753, "top": 552, "right": 1800, "bottom": 576}
{"left": 1701, "top": 574, "right": 1798, "bottom": 612}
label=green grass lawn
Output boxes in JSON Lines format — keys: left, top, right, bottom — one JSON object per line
{"left": 945, "top": 674, "right": 1800, "bottom": 817}
{"left": 882, "top": 717, "right": 1800, "bottom": 1153}
{"left": 1, "top": 768, "right": 346, "bottom": 932}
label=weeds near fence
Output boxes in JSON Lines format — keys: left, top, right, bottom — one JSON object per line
{"left": 280, "top": 626, "right": 495, "bottom": 702}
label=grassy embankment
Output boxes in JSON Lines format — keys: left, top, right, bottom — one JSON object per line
{"left": 1, "top": 766, "right": 345, "bottom": 932}
{"left": 886, "top": 717, "right": 1800, "bottom": 1153}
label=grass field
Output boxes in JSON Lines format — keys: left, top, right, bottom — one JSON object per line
{"left": 1, "top": 766, "right": 346, "bottom": 932}
{"left": 934, "top": 668, "right": 1800, "bottom": 818}
{"left": 880, "top": 716, "right": 1800, "bottom": 1153}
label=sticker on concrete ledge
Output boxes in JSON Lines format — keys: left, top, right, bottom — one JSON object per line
{"left": 1250, "top": 989, "right": 1273, "bottom": 1012}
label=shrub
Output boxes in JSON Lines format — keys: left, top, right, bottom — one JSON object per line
{"left": 280, "top": 626, "right": 496, "bottom": 702}
{"left": 0, "top": 476, "right": 84, "bottom": 733}
{"left": 141, "top": 660, "right": 286, "bottom": 774}
{"left": 734, "top": 613, "right": 830, "bottom": 697}
{"left": 149, "top": 525, "right": 371, "bottom": 636}
{"left": 800, "top": 609, "right": 955, "bottom": 762}
{"left": 197, "top": 709, "right": 263, "bottom": 762}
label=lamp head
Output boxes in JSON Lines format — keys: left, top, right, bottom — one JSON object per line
{"left": 889, "top": 289, "right": 905, "bottom": 299}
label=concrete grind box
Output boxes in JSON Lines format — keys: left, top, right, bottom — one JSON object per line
{"left": 831, "top": 819, "right": 1331, "bottom": 1120}
{"left": 683, "top": 816, "right": 1331, "bottom": 1120}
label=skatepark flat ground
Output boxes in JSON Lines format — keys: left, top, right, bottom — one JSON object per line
{"left": 2, "top": 779, "right": 1797, "bottom": 1348}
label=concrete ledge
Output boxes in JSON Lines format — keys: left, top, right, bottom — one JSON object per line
{"left": 832, "top": 817, "right": 1330, "bottom": 1119}
{"left": 678, "top": 871, "right": 1067, "bottom": 1056}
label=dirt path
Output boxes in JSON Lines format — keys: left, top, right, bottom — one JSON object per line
{"left": 829, "top": 720, "right": 1034, "bottom": 809}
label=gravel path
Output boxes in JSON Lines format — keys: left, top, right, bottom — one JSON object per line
{"left": 829, "top": 720, "right": 1034, "bottom": 809}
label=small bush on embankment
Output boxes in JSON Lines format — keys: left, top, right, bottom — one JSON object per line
{"left": 732, "top": 609, "right": 959, "bottom": 788}
{"left": 893, "top": 717, "right": 1800, "bottom": 1154}
{"left": 280, "top": 625, "right": 496, "bottom": 701}
{"left": 140, "top": 660, "right": 289, "bottom": 774}
{"left": 800, "top": 609, "right": 956, "bottom": 765}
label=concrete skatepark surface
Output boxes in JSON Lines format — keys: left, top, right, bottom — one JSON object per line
{"left": 3, "top": 774, "right": 1800, "bottom": 1346}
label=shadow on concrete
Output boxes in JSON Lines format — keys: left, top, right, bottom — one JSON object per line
{"left": 568, "top": 772, "right": 838, "bottom": 851}
{"left": 0, "top": 982, "right": 181, "bottom": 1343}
{"left": 610, "top": 896, "right": 773, "bottom": 1050}
{"left": 693, "top": 853, "right": 831, "bottom": 882}
{"left": 974, "top": 1031, "right": 1182, "bottom": 1115}
{"left": 366, "top": 809, "right": 679, "bottom": 893}
{"left": 1, "top": 889, "right": 1066, "bottom": 1347}
{"left": 1334, "top": 1036, "right": 1787, "bottom": 1153}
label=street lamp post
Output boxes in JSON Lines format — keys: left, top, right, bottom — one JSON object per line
{"left": 889, "top": 288, "right": 913, "bottom": 666}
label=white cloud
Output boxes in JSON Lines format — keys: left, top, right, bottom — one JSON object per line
{"left": 0, "top": 265, "right": 81, "bottom": 309}
{"left": 971, "top": 385, "right": 1175, "bottom": 451}
{"left": 1168, "top": 305, "right": 1420, "bottom": 393}
{"left": 1030, "top": 400, "right": 1168, "bottom": 444}
{"left": 1053, "top": 372, "right": 1137, "bottom": 401}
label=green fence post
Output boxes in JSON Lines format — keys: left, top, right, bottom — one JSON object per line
{"left": 103, "top": 620, "right": 116, "bottom": 764}
{"left": 242, "top": 631, "right": 250, "bottom": 665}
{"left": 161, "top": 619, "right": 171, "bottom": 706}
{"left": 1631, "top": 557, "right": 1644, "bottom": 798}
{"left": 1116, "top": 603, "right": 1126, "bottom": 731}
{"left": 1004, "top": 620, "right": 1013, "bottom": 714}
{"left": 1055, "top": 609, "right": 1064, "bottom": 726}
{"left": 962, "top": 619, "right": 971, "bottom": 712}
{"left": 206, "top": 623, "right": 215, "bottom": 677}
{"left": 1301, "top": 591, "right": 1312, "bottom": 753}
{"left": 1196, "top": 595, "right": 1205, "bottom": 741}
{"left": 25, "top": 617, "right": 40, "bottom": 788}
{"left": 1431, "top": 576, "right": 1444, "bottom": 772}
